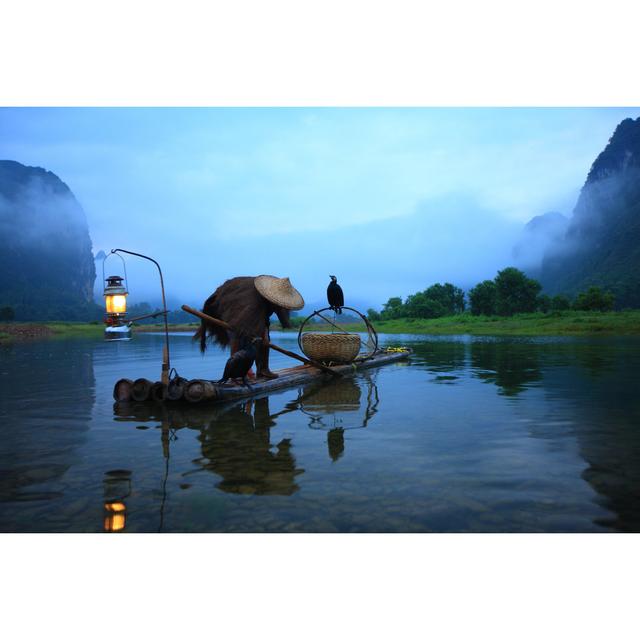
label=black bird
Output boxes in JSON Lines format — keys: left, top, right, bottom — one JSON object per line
{"left": 216, "top": 337, "right": 261, "bottom": 387}
{"left": 327, "top": 275, "right": 344, "bottom": 314}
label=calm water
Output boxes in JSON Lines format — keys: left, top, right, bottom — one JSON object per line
{"left": 1, "top": 331, "right": 639, "bottom": 533}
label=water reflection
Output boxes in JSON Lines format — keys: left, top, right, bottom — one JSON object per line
{"left": 195, "top": 398, "right": 304, "bottom": 496}
{"left": 533, "top": 356, "right": 640, "bottom": 532}
{"left": 0, "top": 340, "right": 95, "bottom": 516}
{"left": 3, "top": 332, "right": 640, "bottom": 532}
{"left": 470, "top": 341, "right": 541, "bottom": 396}
{"left": 103, "top": 469, "right": 132, "bottom": 533}
{"left": 287, "top": 372, "right": 380, "bottom": 462}
{"left": 115, "top": 397, "right": 305, "bottom": 497}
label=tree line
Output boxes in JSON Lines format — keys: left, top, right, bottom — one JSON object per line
{"left": 367, "top": 267, "right": 616, "bottom": 321}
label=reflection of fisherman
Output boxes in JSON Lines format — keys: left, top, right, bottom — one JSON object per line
{"left": 198, "top": 397, "right": 304, "bottom": 495}
{"left": 195, "top": 275, "right": 304, "bottom": 379}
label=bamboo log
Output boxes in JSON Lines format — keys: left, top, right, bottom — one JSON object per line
{"left": 180, "top": 304, "right": 341, "bottom": 378}
{"left": 184, "top": 379, "right": 219, "bottom": 403}
{"left": 166, "top": 376, "right": 188, "bottom": 401}
{"left": 113, "top": 378, "right": 134, "bottom": 402}
{"left": 112, "top": 349, "right": 410, "bottom": 405}
{"left": 131, "top": 378, "right": 154, "bottom": 402}
{"left": 151, "top": 382, "right": 166, "bottom": 402}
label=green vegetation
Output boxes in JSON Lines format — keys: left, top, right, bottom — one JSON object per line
{"left": 2, "top": 311, "right": 639, "bottom": 343}
{"left": 45, "top": 322, "right": 105, "bottom": 337}
{"left": 353, "top": 269, "right": 632, "bottom": 336}
{"left": 274, "top": 310, "right": 640, "bottom": 336}
{"left": 573, "top": 286, "right": 615, "bottom": 312}
{"left": 134, "top": 323, "right": 199, "bottom": 332}
{"left": 372, "top": 269, "right": 619, "bottom": 324}
{"left": 380, "top": 283, "right": 465, "bottom": 320}
{"left": 369, "top": 310, "right": 640, "bottom": 336}
{"left": 0, "top": 321, "right": 104, "bottom": 343}
{"left": 539, "top": 117, "right": 640, "bottom": 308}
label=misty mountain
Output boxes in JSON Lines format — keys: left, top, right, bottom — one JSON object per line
{"left": 512, "top": 211, "right": 569, "bottom": 275}
{"left": 538, "top": 117, "right": 640, "bottom": 307}
{"left": 0, "top": 160, "right": 99, "bottom": 320}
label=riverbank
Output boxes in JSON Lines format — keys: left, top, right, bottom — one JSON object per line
{"left": 159, "top": 310, "right": 640, "bottom": 336}
{"left": 0, "top": 322, "right": 104, "bottom": 343}
{"left": 367, "top": 310, "right": 640, "bottom": 336}
{"left": 278, "top": 310, "right": 640, "bottom": 336}
{"left": 2, "top": 310, "right": 639, "bottom": 343}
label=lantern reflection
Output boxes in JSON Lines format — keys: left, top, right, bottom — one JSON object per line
{"left": 103, "top": 469, "right": 131, "bottom": 533}
{"left": 104, "top": 501, "right": 127, "bottom": 532}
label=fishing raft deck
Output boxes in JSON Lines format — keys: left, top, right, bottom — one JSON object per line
{"left": 113, "top": 348, "right": 411, "bottom": 405}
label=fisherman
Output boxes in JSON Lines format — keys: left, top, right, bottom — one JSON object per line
{"left": 195, "top": 275, "right": 304, "bottom": 379}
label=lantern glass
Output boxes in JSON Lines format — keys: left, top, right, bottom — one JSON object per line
{"left": 105, "top": 294, "right": 127, "bottom": 314}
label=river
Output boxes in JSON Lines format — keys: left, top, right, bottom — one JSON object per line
{"left": 1, "top": 331, "right": 639, "bottom": 532}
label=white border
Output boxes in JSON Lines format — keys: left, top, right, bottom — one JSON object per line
{"left": 1, "top": 1, "right": 638, "bottom": 638}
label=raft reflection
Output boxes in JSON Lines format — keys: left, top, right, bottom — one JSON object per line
{"left": 112, "top": 372, "right": 381, "bottom": 499}
{"left": 115, "top": 397, "right": 305, "bottom": 496}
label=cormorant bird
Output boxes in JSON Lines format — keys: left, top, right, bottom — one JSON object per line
{"left": 216, "top": 337, "right": 262, "bottom": 387}
{"left": 327, "top": 275, "right": 344, "bottom": 314}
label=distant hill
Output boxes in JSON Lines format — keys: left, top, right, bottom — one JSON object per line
{"left": 539, "top": 117, "right": 640, "bottom": 307}
{"left": 0, "top": 160, "right": 100, "bottom": 320}
{"left": 512, "top": 211, "right": 569, "bottom": 275}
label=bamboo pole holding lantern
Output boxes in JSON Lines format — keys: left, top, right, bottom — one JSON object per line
{"left": 111, "top": 249, "right": 171, "bottom": 386}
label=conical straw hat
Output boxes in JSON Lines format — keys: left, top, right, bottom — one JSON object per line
{"left": 254, "top": 275, "right": 305, "bottom": 310}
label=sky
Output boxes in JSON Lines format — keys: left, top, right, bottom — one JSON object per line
{"left": 1, "top": 107, "right": 639, "bottom": 310}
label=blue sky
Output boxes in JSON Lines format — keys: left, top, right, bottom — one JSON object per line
{"left": 1, "top": 107, "right": 639, "bottom": 309}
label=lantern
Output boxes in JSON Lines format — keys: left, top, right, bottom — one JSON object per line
{"left": 103, "top": 275, "right": 128, "bottom": 323}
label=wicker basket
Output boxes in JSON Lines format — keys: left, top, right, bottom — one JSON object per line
{"left": 300, "top": 332, "right": 361, "bottom": 364}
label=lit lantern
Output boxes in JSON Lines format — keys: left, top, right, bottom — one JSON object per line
{"left": 103, "top": 275, "right": 128, "bottom": 324}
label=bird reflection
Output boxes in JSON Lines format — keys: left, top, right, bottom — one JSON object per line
{"left": 327, "top": 429, "right": 345, "bottom": 462}
{"left": 288, "top": 372, "right": 380, "bottom": 462}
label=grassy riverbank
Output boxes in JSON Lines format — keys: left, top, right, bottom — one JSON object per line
{"left": 2, "top": 311, "right": 639, "bottom": 343}
{"left": 369, "top": 310, "right": 640, "bottom": 336}
{"left": 134, "top": 323, "right": 198, "bottom": 333}
{"left": 277, "top": 310, "right": 640, "bottom": 336}
{"left": 0, "top": 322, "right": 104, "bottom": 343}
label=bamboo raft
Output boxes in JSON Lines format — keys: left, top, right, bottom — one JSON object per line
{"left": 113, "top": 348, "right": 411, "bottom": 405}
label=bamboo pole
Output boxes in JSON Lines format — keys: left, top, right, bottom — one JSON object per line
{"left": 181, "top": 304, "right": 342, "bottom": 378}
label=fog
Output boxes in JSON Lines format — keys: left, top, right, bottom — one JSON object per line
{"left": 511, "top": 211, "right": 569, "bottom": 274}
{"left": 2, "top": 107, "right": 639, "bottom": 312}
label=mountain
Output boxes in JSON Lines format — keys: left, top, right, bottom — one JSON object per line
{"left": 512, "top": 211, "right": 569, "bottom": 275}
{"left": 539, "top": 117, "right": 640, "bottom": 307}
{"left": 0, "top": 160, "right": 99, "bottom": 320}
